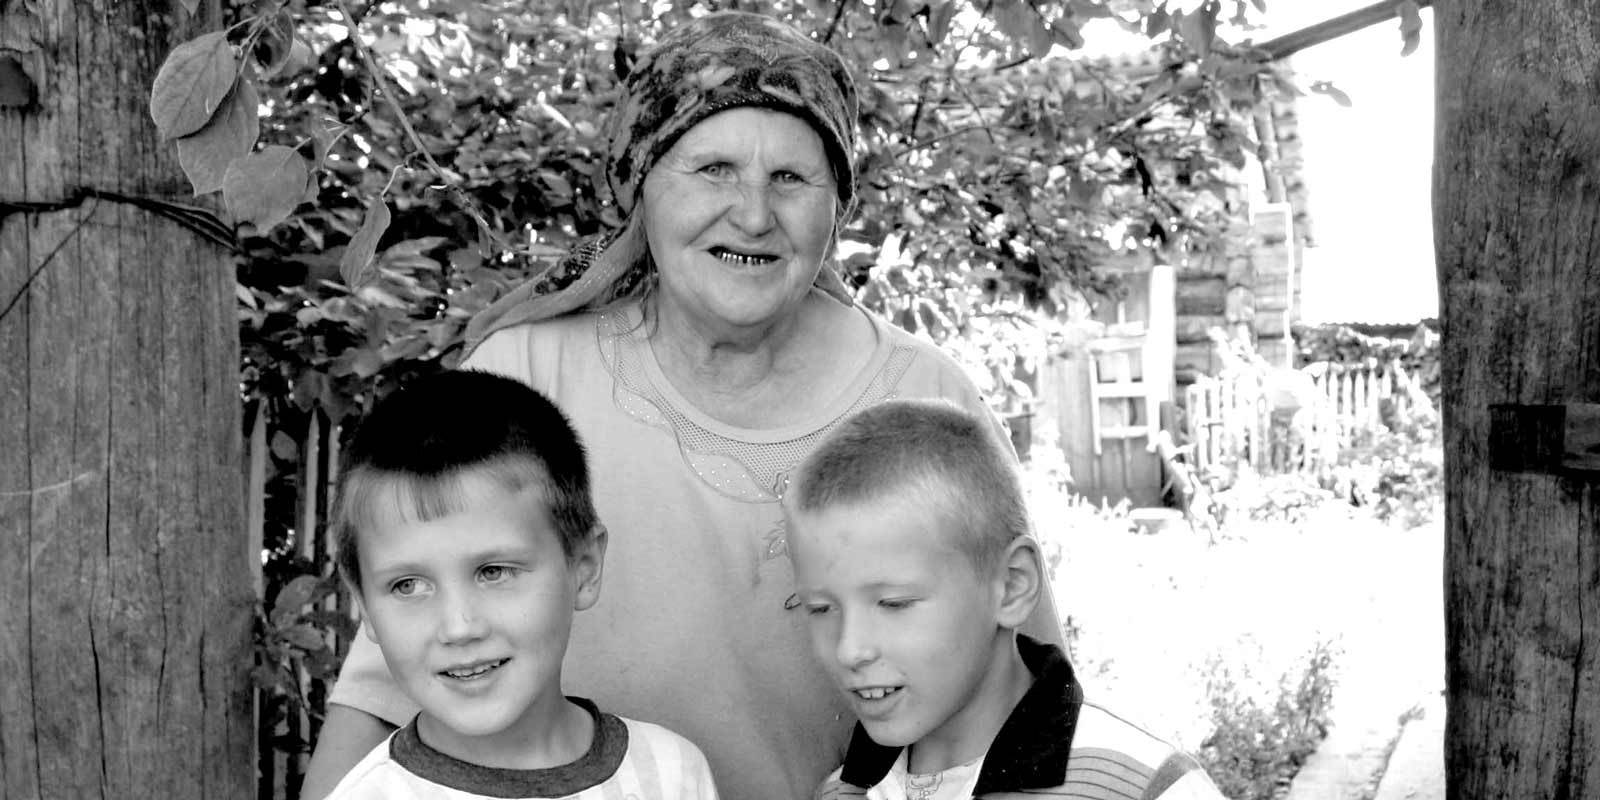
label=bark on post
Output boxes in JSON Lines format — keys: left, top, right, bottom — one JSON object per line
{"left": 1435, "top": 1, "right": 1600, "bottom": 796}
{"left": 0, "top": 1, "right": 253, "bottom": 797}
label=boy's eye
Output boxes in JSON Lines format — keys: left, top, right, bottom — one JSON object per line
{"left": 878, "top": 598, "right": 916, "bottom": 611}
{"left": 803, "top": 602, "right": 834, "bottom": 617}
{"left": 478, "top": 565, "right": 517, "bottom": 584}
{"left": 389, "top": 577, "right": 430, "bottom": 598}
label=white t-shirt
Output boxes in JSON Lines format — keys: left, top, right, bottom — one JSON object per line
{"left": 326, "top": 702, "right": 718, "bottom": 799}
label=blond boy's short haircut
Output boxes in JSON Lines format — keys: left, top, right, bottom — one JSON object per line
{"left": 788, "top": 399, "right": 1029, "bottom": 572}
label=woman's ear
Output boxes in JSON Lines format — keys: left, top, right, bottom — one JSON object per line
{"left": 572, "top": 524, "right": 608, "bottom": 612}
{"left": 994, "top": 536, "right": 1043, "bottom": 630}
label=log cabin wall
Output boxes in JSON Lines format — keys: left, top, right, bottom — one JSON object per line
{"left": 1174, "top": 202, "right": 1301, "bottom": 384}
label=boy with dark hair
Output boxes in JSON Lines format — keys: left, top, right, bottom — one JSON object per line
{"left": 326, "top": 369, "right": 719, "bottom": 799}
{"left": 785, "top": 399, "right": 1223, "bottom": 800}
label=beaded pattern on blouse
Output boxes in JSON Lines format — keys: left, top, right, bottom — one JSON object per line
{"left": 595, "top": 307, "right": 915, "bottom": 504}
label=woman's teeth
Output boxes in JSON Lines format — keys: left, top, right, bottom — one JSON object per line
{"left": 712, "top": 248, "right": 775, "bottom": 265}
{"left": 442, "top": 659, "right": 507, "bottom": 679}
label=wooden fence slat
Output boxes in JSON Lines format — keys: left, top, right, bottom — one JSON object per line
{"left": 1184, "top": 359, "right": 1413, "bottom": 479}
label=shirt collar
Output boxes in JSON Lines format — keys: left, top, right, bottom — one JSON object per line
{"left": 390, "top": 697, "right": 629, "bottom": 797}
{"left": 838, "top": 634, "right": 1082, "bottom": 794}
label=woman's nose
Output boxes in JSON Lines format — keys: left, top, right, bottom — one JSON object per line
{"left": 729, "top": 179, "right": 776, "bottom": 234}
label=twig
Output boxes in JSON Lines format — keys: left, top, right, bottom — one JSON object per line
{"left": 822, "top": 0, "right": 852, "bottom": 45}
{"left": 334, "top": 0, "right": 500, "bottom": 252}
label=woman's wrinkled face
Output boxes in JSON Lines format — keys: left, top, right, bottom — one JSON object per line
{"left": 640, "top": 107, "right": 838, "bottom": 334}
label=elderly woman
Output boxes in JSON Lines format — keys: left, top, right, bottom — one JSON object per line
{"left": 304, "top": 12, "right": 1062, "bottom": 800}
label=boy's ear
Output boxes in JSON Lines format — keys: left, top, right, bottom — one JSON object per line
{"left": 572, "top": 524, "right": 608, "bottom": 612}
{"left": 346, "top": 587, "right": 379, "bottom": 644}
{"left": 994, "top": 536, "right": 1043, "bottom": 630}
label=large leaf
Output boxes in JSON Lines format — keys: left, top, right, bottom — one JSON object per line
{"left": 176, "top": 78, "right": 260, "bottom": 195}
{"left": 271, "top": 574, "right": 322, "bottom": 627}
{"left": 340, "top": 199, "right": 391, "bottom": 288}
{"left": 150, "top": 31, "right": 237, "bottom": 140}
{"left": 222, "top": 145, "right": 310, "bottom": 231}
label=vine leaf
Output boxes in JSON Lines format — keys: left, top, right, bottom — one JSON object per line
{"left": 271, "top": 574, "right": 322, "bottom": 628}
{"left": 222, "top": 145, "right": 310, "bottom": 231}
{"left": 340, "top": 199, "right": 391, "bottom": 289}
{"left": 179, "top": 0, "right": 201, "bottom": 15}
{"left": 926, "top": 1, "right": 956, "bottom": 45}
{"left": 254, "top": 11, "right": 299, "bottom": 79}
{"left": 1310, "top": 80, "right": 1352, "bottom": 108}
{"left": 176, "top": 78, "right": 261, "bottom": 195}
{"left": 150, "top": 31, "right": 237, "bottom": 140}
{"left": 1397, "top": 0, "right": 1423, "bottom": 57}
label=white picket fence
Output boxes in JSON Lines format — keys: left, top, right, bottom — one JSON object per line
{"left": 1184, "top": 360, "right": 1420, "bottom": 478}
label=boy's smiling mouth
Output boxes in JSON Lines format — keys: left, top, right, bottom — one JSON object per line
{"left": 851, "top": 686, "right": 902, "bottom": 701}
{"left": 440, "top": 658, "right": 509, "bottom": 680}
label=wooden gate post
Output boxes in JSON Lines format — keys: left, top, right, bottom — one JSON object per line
{"left": 1435, "top": 1, "right": 1600, "bottom": 795}
{"left": 0, "top": 1, "right": 253, "bottom": 797}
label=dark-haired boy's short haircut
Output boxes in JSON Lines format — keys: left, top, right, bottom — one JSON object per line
{"left": 333, "top": 369, "right": 598, "bottom": 594}
{"left": 788, "top": 399, "right": 1029, "bottom": 572}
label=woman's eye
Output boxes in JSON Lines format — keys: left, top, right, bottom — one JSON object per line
{"left": 698, "top": 162, "right": 733, "bottom": 179}
{"left": 772, "top": 170, "right": 804, "bottom": 184}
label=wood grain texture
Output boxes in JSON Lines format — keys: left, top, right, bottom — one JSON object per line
{"left": 1435, "top": 1, "right": 1600, "bottom": 796}
{"left": 0, "top": 0, "right": 253, "bottom": 797}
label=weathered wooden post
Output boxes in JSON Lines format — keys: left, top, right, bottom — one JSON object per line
{"left": 0, "top": 1, "right": 253, "bottom": 796}
{"left": 1435, "top": 1, "right": 1600, "bottom": 795}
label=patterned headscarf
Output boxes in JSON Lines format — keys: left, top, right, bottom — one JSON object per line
{"left": 463, "top": 11, "right": 860, "bottom": 356}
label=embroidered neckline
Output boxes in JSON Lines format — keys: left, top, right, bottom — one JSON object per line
{"left": 594, "top": 302, "right": 916, "bottom": 504}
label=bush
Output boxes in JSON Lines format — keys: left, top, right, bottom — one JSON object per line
{"left": 1320, "top": 395, "right": 1443, "bottom": 530}
{"left": 1198, "top": 640, "right": 1339, "bottom": 800}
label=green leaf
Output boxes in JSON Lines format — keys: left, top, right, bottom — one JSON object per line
{"left": 926, "top": 0, "right": 957, "bottom": 45}
{"left": 179, "top": 0, "right": 201, "bottom": 15}
{"left": 150, "top": 31, "right": 237, "bottom": 140}
{"left": 340, "top": 199, "right": 391, "bottom": 289}
{"left": 176, "top": 78, "right": 260, "bottom": 195}
{"left": 271, "top": 574, "right": 322, "bottom": 626}
{"left": 222, "top": 145, "right": 310, "bottom": 232}
{"left": 253, "top": 11, "right": 298, "bottom": 79}
{"left": 1026, "top": 13, "right": 1053, "bottom": 59}
{"left": 279, "top": 623, "right": 328, "bottom": 652}
{"left": 269, "top": 430, "right": 299, "bottom": 462}
{"left": 1397, "top": 0, "right": 1423, "bottom": 57}
{"left": 1309, "top": 80, "right": 1352, "bottom": 108}
{"left": 1146, "top": 6, "right": 1171, "bottom": 39}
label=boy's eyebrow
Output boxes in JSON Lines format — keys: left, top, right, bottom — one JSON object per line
{"left": 363, "top": 545, "right": 541, "bottom": 577}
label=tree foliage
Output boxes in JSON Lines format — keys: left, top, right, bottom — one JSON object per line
{"left": 151, "top": 0, "right": 1301, "bottom": 421}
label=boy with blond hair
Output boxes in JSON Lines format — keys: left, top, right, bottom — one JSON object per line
{"left": 325, "top": 370, "right": 719, "bottom": 799}
{"left": 785, "top": 399, "right": 1223, "bottom": 800}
